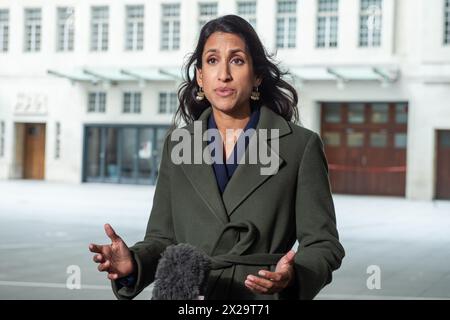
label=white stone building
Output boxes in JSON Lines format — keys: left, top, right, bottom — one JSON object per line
{"left": 0, "top": 0, "right": 449, "bottom": 200}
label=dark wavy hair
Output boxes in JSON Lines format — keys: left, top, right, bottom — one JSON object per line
{"left": 174, "top": 14, "right": 299, "bottom": 127}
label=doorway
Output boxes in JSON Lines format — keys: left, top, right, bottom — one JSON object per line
{"left": 83, "top": 125, "right": 169, "bottom": 184}
{"left": 23, "top": 123, "right": 46, "bottom": 180}
{"left": 436, "top": 130, "right": 450, "bottom": 199}
{"left": 321, "top": 102, "right": 408, "bottom": 196}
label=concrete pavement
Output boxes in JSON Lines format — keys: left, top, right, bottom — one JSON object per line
{"left": 0, "top": 180, "right": 449, "bottom": 300}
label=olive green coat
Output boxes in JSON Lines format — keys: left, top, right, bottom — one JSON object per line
{"left": 112, "top": 105, "right": 345, "bottom": 300}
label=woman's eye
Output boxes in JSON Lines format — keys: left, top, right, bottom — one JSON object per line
{"left": 206, "top": 57, "right": 244, "bottom": 65}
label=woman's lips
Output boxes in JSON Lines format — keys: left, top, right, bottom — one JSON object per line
{"left": 215, "top": 88, "right": 235, "bottom": 97}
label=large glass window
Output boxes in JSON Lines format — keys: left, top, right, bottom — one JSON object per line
{"left": 138, "top": 128, "right": 154, "bottom": 181}
{"left": 316, "top": 0, "right": 339, "bottom": 48}
{"left": 90, "top": 6, "right": 109, "bottom": 51}
{"left": 123, "top": 92, "right": 141, "bottom": 113}
{"left": 161, "top": 3, "right": 180, "bottom": 50}
{"left": 57, "top": 7, "right": 75, "bottom": 51}
{"left": 359, "top": 0, "right": 382, "bottom": 47}
{"left": 121, "top": 128, "right": 138, "bottom": 180}
{"left": 159, "top": 92, "right": 178, "bottom": 114}
{"left": 84, "top": 126, "right": 169, "bottom": 184}
{"left": 88, "top": 92, "right": 106, "bottom": 113}
{"left": 126, "top": 5, "right": 144, "bottom": 51}
{"left": 24, "top": 8, "right": 41, "bottom": 52}
{"left": 445, "top": 0, "right": 450, "bottom": 44}
{"left": 104, "top": 128, "right": 119, "bottom": 181}
{"left": 199, "top": 3, "right": 218, "bottom": 32}
{"left": 0, "top": 9, "right": 9, "bottom": 52}
{"left": 276, "top": 0, "right": 297, "bottom": 49}
{"left": 86, "top": 127, "right": 102, "bottom": 178}
{"left": 237, "top": 1, "right": 257, "bottom": 29}
{"left": 0, "top": 121, "right": 5, "bottom": 157}
{"left": 55, "top": 122, "right": 61, "bottom": 159}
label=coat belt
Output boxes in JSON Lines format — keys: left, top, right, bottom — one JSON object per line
{"left": 205, "top": 220, "right": 284, "bottom": 299}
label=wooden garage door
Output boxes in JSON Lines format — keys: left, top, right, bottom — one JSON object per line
{"left": 24, "top": 123, "right": 46, "bottom": 180}
{"left": 436, "top": 130, "right": 450, "bottom": 199}
{"left": 321, "top": 102, "right": 408, "bottom": 196}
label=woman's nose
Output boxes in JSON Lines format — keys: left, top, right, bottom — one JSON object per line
{"left": 218, "top": 62, "right": 232, "bottom": 82}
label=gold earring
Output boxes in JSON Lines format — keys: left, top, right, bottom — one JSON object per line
{"left": 250, "top": 86, "right": 260, "bottom": 101}
{"left": 196, "top": 87, "right": 205, "bottom": 101}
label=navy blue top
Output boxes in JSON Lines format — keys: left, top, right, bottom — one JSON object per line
{"left": 207, "top": 105, "right": 261, "bottom": 194}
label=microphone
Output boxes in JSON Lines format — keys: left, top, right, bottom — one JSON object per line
{"left": 152, "top": 243, "right": 211, "bottom": 300}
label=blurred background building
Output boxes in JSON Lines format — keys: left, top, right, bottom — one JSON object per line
{"left": 0, "top": 0, "right": 449, "bottom": 200}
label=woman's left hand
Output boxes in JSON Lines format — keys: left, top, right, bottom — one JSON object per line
{"left": 245, "top": 250, "right": 296, "bottom": 295}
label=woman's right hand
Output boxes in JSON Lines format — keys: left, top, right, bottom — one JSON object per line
{"left": 89, "top": 223, "right": 136, "bottom": 281}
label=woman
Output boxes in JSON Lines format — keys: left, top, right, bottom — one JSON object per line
{"left": 89, "top": 15, "right": 345, "bottom": 300}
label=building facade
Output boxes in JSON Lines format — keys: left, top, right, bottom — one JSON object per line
{"left": 0, "top": 0, "right": 449, "bottom": 200}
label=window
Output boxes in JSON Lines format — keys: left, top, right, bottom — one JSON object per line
{"left": 237, "top": 1, "right": 257, "bottom": 29}
{"left": 347, "top": 131, "right": 364, "bottom": 147}
{"left": 55, "top": 122, "right": 61, "bottom": 159}
{"left": 348, "top": 103, "right": 365, "bottom": 123}
{"left": 276, "top": 0, "right": 297, "bottom": 49}
{"left": 90, "top": 6, "right": 109, "bottom": 51}
{"left": 199, "top": 3, "right": 218, "bottom": 32}
{"left": 439, "top": 131, "right": 450, "bottom": 148}
{"left": 445, "top": 0, "right": 450, "bottom": 44}
{"left": 0, "top": 121, "right": 4, "bottom": 157}
{"left": 126, "top": 5, "right": 144, "bottom": 51}
{"left": 24, "top": 8, "right": 41, "bottom": 52}
{"left": 371, "top": 103, "right": 388, "bottom": 123}
{"left": 323, "top": 132, "right": 341, "bottom": 146}
{"left": 57, "top": 7, "right": 75, "bottom": 51}
{"left": 159, "top": 92, "right": 178, "bottom": 114}
{"left": 0, "top": 9, "right": 9, "bottom": 52}
{"left": 359, "top": 0, "right": 382, "bottom": 47}
{"left": 394, "top": 133, "right": 407, "bottom": 149}
{"left": 316, "top": 0, "right": 338, "bottom": 48}
{"left": 88, "top": 92, "right": 106, "bottom": 113}
{"left": 395, "top": 103, "right": 408, "bottom": 124}
{"left": 323, "top": 103, "right": 341, "bottom": 123}
{"left": 123, "top": 92, "right": 142, "bottom": 113}
{"left": 161, "top": 3, "right": 180, "bottom": 50}
{"left": 370, "top": 131, "right": 387, "bottom": 147}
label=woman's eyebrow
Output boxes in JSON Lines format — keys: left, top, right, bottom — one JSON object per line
{"left": 203, "top": 48, "right": 247, "bottom": 55}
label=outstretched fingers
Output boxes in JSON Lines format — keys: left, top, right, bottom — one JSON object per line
{"left": 93, "top": 254, "right": 105, "bottom": 263}
{"left": 104, "top": 224, "right": 121, "bottom": 243}
{"left": 89, "top": 243, "right": 104, "bottom": 254}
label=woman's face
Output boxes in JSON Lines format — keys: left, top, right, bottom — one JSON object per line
{"left": 196, "top": 32, "right": 261, "bottom": 115}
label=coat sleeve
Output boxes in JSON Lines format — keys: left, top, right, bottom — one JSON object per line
{"left": 111, "top": 134, "right": 176, "bottom": 300}
{"left": 281, "top": 131, "right": 345, "bottom": 300}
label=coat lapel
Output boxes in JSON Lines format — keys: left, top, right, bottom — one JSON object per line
{"left": 178, "top": 105, "right": 292, "bottom": 223}
{"left": 222, "top": 106, "right": 291, "bottom": 216}
{"left": 179, "top": 107, "right": 230, "bottom": 225}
